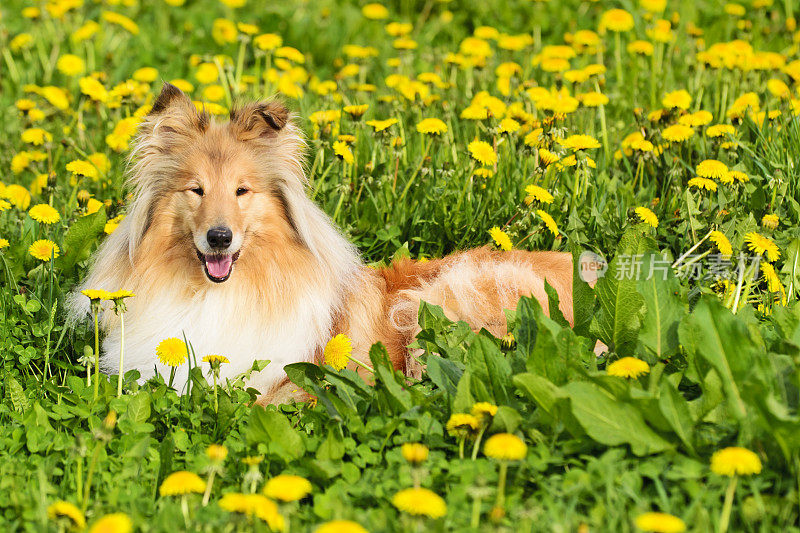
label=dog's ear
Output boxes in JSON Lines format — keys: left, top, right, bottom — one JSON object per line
{"left": 143, "top": 82, "right": 209, "bottom": 139}
{"left": 228, "top": 101, "right": 290, "bottom": 141}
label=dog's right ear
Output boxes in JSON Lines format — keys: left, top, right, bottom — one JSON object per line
{"left": 140, "top": 82, "right": 209, "bottom": 141}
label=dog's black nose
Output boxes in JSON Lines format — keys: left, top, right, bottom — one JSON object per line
{"left": 207, "top": 226, "right": 233, "bottom": 249}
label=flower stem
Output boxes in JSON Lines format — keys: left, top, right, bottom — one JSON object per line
{"left": 92, "top": 308, "right": 100, "bottom": 401}
{"left": 202, "top": 470, "right": 216, "bottom": 506}
{"left": 495, "top": 461, "right": 508, "bottom": 511}
{"left": 347, "top": 355, "right": 374, "bottom": 373}
{"left": 718, "top": 475, "right": 738, "bottom": 533}
{"left": 471, "top": 426, "right": 487, "bottom": 460}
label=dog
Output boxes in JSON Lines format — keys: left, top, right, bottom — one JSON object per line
{"left": 69, "top": 83, "right": 576, "bottom": 404}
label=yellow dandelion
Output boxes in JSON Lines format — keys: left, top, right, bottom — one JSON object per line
{"left": 471, "top": 402, "right": 498, "bottom": 420}
{"left": 710, "top": 447, "right": 762, "bottom": 477}
{"left": 744, "top": 232, "right": 780, "bottom": 262}
{"left": 662, "top": 90, "right": 692, "bottom": 110}
{"left": 489, "top": 227, "right": 512, "bottom": 251}
{"left": 56, "top": 54, "right": 86, "bottom": 76}
{"left": 635, "top": 207, "right": 659, "bottom": 228}
{"left": 362, "top": 3, "right": 389, "bottom": 19}
{"left": 468, "top": 140, "right": 497, "bottom": 166}
{"left": 21, "top": 128, "right": 52, "bottom": 145}
{"left": 332, "top": 141, "right": 355, "bottom": 164}
{"left": 343, "top": 104, "right": 369, "bottom": 118}
{"left": 484, "top": 433, "right": 527, "bottom": 461}
{"left": 315, "top": 520, "right": 368, "bottom": 533}
{"left": 706, "top": 124, "right": 735, "bottom": 138}
{"left": 365, "top": 118, "right": 398, "bottom": 132}
{"left": 524, "top": 185, "right": 554, "bottom": 205}
{"left": 156, "top": 338, "right": 188, "bottom": 367}
{"left": 29, "top": 240, "right": 60, "bottom": 261}
{"left": 537, "top": 210, "right": 559, "bottom": 236}
{"left": 761, "top": 214, "right": 779, "bottom": 229}
{"left": 81, "top": 289, "right": 112, "bottom": 301}
{"left": 662, "top": 124, "right": 695, "bottom": 142}
{"left": 159, "top": 471, "right": 206, "bottom": 496}
{"left": 0, "top": 239, "right": 9, "bottom": 250}
{"left": 497, "top": 118, "right": 521, "bottom": 134}
{"left": 696, "top": 159, "right": 729, "bottom": 179}
{"left": 416, "top": 118, "right": 448, "bottom": 135}
{"left": 607, "top": 357, "right": 650, "bottom": 378}
{"left": 634, "top": 512, "right": 686, "bottom": 533}
{"left": 29, "top": 204, "right": 60, "bottom": 224}
{"left": 207, "top": 444, "right": 228, "bottom": 462}
{"left": 88, "top": 513, "right": 133, "bottom": 533}
{"left": 202, "top": 354, "right": 230, "bottom": 365}
{"left": 600, "top": 9, "right": 635, "bottom": 32}
{"left": 688, "top": 177, "right": 717, "bottom": 191}
{"left": 218, "top": 493, "right": 284, "bottom": 530}
{"left": 264, "top": 474, "right": 312, "bottom": 502}
{"left": 726, "top": 170, "right": 748, "bottom": 183}
{"left": 762, "top": 262, "right": 784, "bottom": 293}
{"left": 558, "top": 134, "right": 601, "bottom": 151}
{"left": 446, "top": 413, "right": 479, "bottom": 436}
{"left": 401, "top": 443, "right": 429, "bottom": 464}
{"left": 324, "top": 334, "right": 352, "bottom": 371}
{"left": 392, "top": 488, "right": 447, "bottom": 519}
{"left": 709, "top": 231, "right": 733, "bottom": 256}
{"left": 47, "top": 501, "right": 86, "bottom": 530}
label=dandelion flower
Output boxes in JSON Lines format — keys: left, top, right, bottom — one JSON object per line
{"left": 744, "top": 232, "right": 780, "bottom": 262}
{"left": 21, "top": 128, "right": 52, "bottom": 145}
{"left": 392, "top": 488, "right": 447, "bottom": 518}
{"left": 324, "top": 334, "right": 352, "bottom": 370}
{"left": 203, "top": 354, "right": 230, "bottom": 365}
{"left": 489, "top": 227, "right": 512, "bottom": 251}
{"left": 635, "top": 207, "right": 659, "bottom": 228}
{"left": 263, "top": 474, "right": 312, "bottom": 502}
{"left": 88, "top": 513, "right": 133, "bottom": 533}
{"left": 696, "top": 159, "right": 729, "bottom": 179}
{"left": 29, "top": 240, "right": 60, "bottom": 261}
{"left": 446, "top": 413, "right": 479, "bottom": 436}
{"left": 706, "top": 124, "right": 735, "bottom": 138}
{"left": 159, "top": 471, "right": 206, "bottom": 496}
{"left": 343, "top": 104, "right": 369, "bottom": 118}
{"left": 661, "top": 124, "right": 694, "bottom": 142}
{"left": 401, "top": 443, "right": 429, "bottom": 464}
{"left": 537, "top": 210, "right": 559, "bottom": 236}
{"left": 416, "top": 118, "right": 447, "bottom": 135}
{"left": 538, "top": 148, "right": 560, "bottom": 166}
{"left": 524, "top": 185, "right": 554, "bottom": 205}
{"left": 662, "top": 90, "right": 692, "bottom": 110}
{"left": 634, "top": 512, "right": 686, "bottom": 533}
{"left": 366, "top": 118, "right": 397, "bottom": 132}
{"left": 468, "top": 140, "right": 497, "bottom": 166}
{"left": 362, "top": 3, "right": 389, "bottom": 19}
{"left": 709, "top": 231, "right": 733, "bottom": 256}
{"left": 219, "top": 493, "right": 284, "bottom": 530}
{"left": 57, "top": 54, "right": 85, "bottom": 76}
{"left": 156, "top": 338, "right": 188, "bottom": 367}
{"left": 207, "top": 444, "right": 228, "bottom": 462}
{"left": 29, "top": 204, "right": 60, "bottom": 224}
{"left": 710, "top": 447, "right": 762, "bottom": 477}
{"left": 762, "top": 263, "right": 784, "bottom": 293}
{"left": 600, "top": 9, "right": 635, "bottom": 32}
{"left": 471, "top": 402, "right": 498, "bottom": 421}
{"left": 0, "top": 239, "right": 9, "bottom": 250}
{"left": 47, "top": 501, "right": 86, "bottom": 529}
{"left": 332, "top": 141, "right": 354, "bottom": 164}
{"left": 484, "top": 433, "right": 527, "bottom": 461}
{"left": 558, "top": 134, "right": 601, "bottom": 151}
{"left": 67, "top": 160, "right": 100, "bottom": 180}
{"left": 607, "top": 357, "right": 650, "bottom": 378}
{"left": 82, "top": 289, "right": 112, "bottom": 301}
{"left": 315, "top": 520, "right": 368, "bottom": 533}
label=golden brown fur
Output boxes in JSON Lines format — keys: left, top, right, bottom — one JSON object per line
{"left": 69, "top": 84, "right": 577, "bottom": 405}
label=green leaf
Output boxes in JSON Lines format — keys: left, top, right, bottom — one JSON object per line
{"left": 562, "top": 381, "right": 672, "bottom": 456}
{"left": 679, "top": 297, "right": 760, "bottom": 420}
{"left": 658, "top": 378, "right": 696, "bottom": 454}
{"left": 124, "top": 391, "right": 151, "bottom": 424}
{"left": 5, "top": 372, "right": 29, "bottom": 413}
{"left": 369, "top": 342, "right": 412, "bottom": 412}
{"left": 466, "top": 335, "right": 511, "bottom": 404}
{"left": 589, "top": 229, "right": 649, "bottom": 355}
{"left": 57, "top": 208, "right": 107, "bottom": 272}
{"left": 426, "top": 354, "right": 463, "bottom": 397}
{"left": 490, "top": 405, "right": 521, "bottom": 433}
{"left": 637, "top": 254, "right": 685, "bottom": 360}
{"left": 544, "top": 280, "right": 570, "bottom": 328}
{"left": 247, "top": 407, "right": 306, "bottom": 461}
{"left": 569, "top": 244, "right": 597, "bottom": 337}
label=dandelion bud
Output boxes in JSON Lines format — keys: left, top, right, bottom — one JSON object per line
{"left": 103, "top": 410, "right": 117, "bottom": 431}
{"left": 401, "top": 443, "right": 429, "bottom": 465}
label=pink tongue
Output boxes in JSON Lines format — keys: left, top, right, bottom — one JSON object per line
{"left": 205, "top": 255, "right": 233, "bottom": 278}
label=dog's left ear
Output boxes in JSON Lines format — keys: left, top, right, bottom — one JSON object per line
{"left": 229, "top": 101, "right": 290, "bottom": 141}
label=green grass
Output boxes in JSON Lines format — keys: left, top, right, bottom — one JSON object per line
{"left": 1, "top": 0, "right": 800, "bottom": 531}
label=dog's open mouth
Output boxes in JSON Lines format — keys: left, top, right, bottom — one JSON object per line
{"left": 196, "top": 250, "right": 240, "bottom": 283}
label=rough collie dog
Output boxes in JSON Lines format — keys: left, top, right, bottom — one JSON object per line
{"left": 69, "top": 83, "right": 575, "bottom": 404}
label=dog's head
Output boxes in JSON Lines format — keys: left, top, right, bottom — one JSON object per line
{"left": 127, "top": 83, "right": 309, "bottom": 284}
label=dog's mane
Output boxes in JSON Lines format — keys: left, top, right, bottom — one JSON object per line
{"left": 68, "top": 85, "right": 362, "bottom": 322}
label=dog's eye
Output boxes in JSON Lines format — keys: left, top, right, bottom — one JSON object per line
{"left": 190, "top": 187, "right": 204, "bottom": 197}
{"left": 236, "top": 187, "right": 249, "bottom": 196}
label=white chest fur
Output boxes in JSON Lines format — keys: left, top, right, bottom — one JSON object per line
{"left": 99, "top": 282, "right": 338, "bottom": 393}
